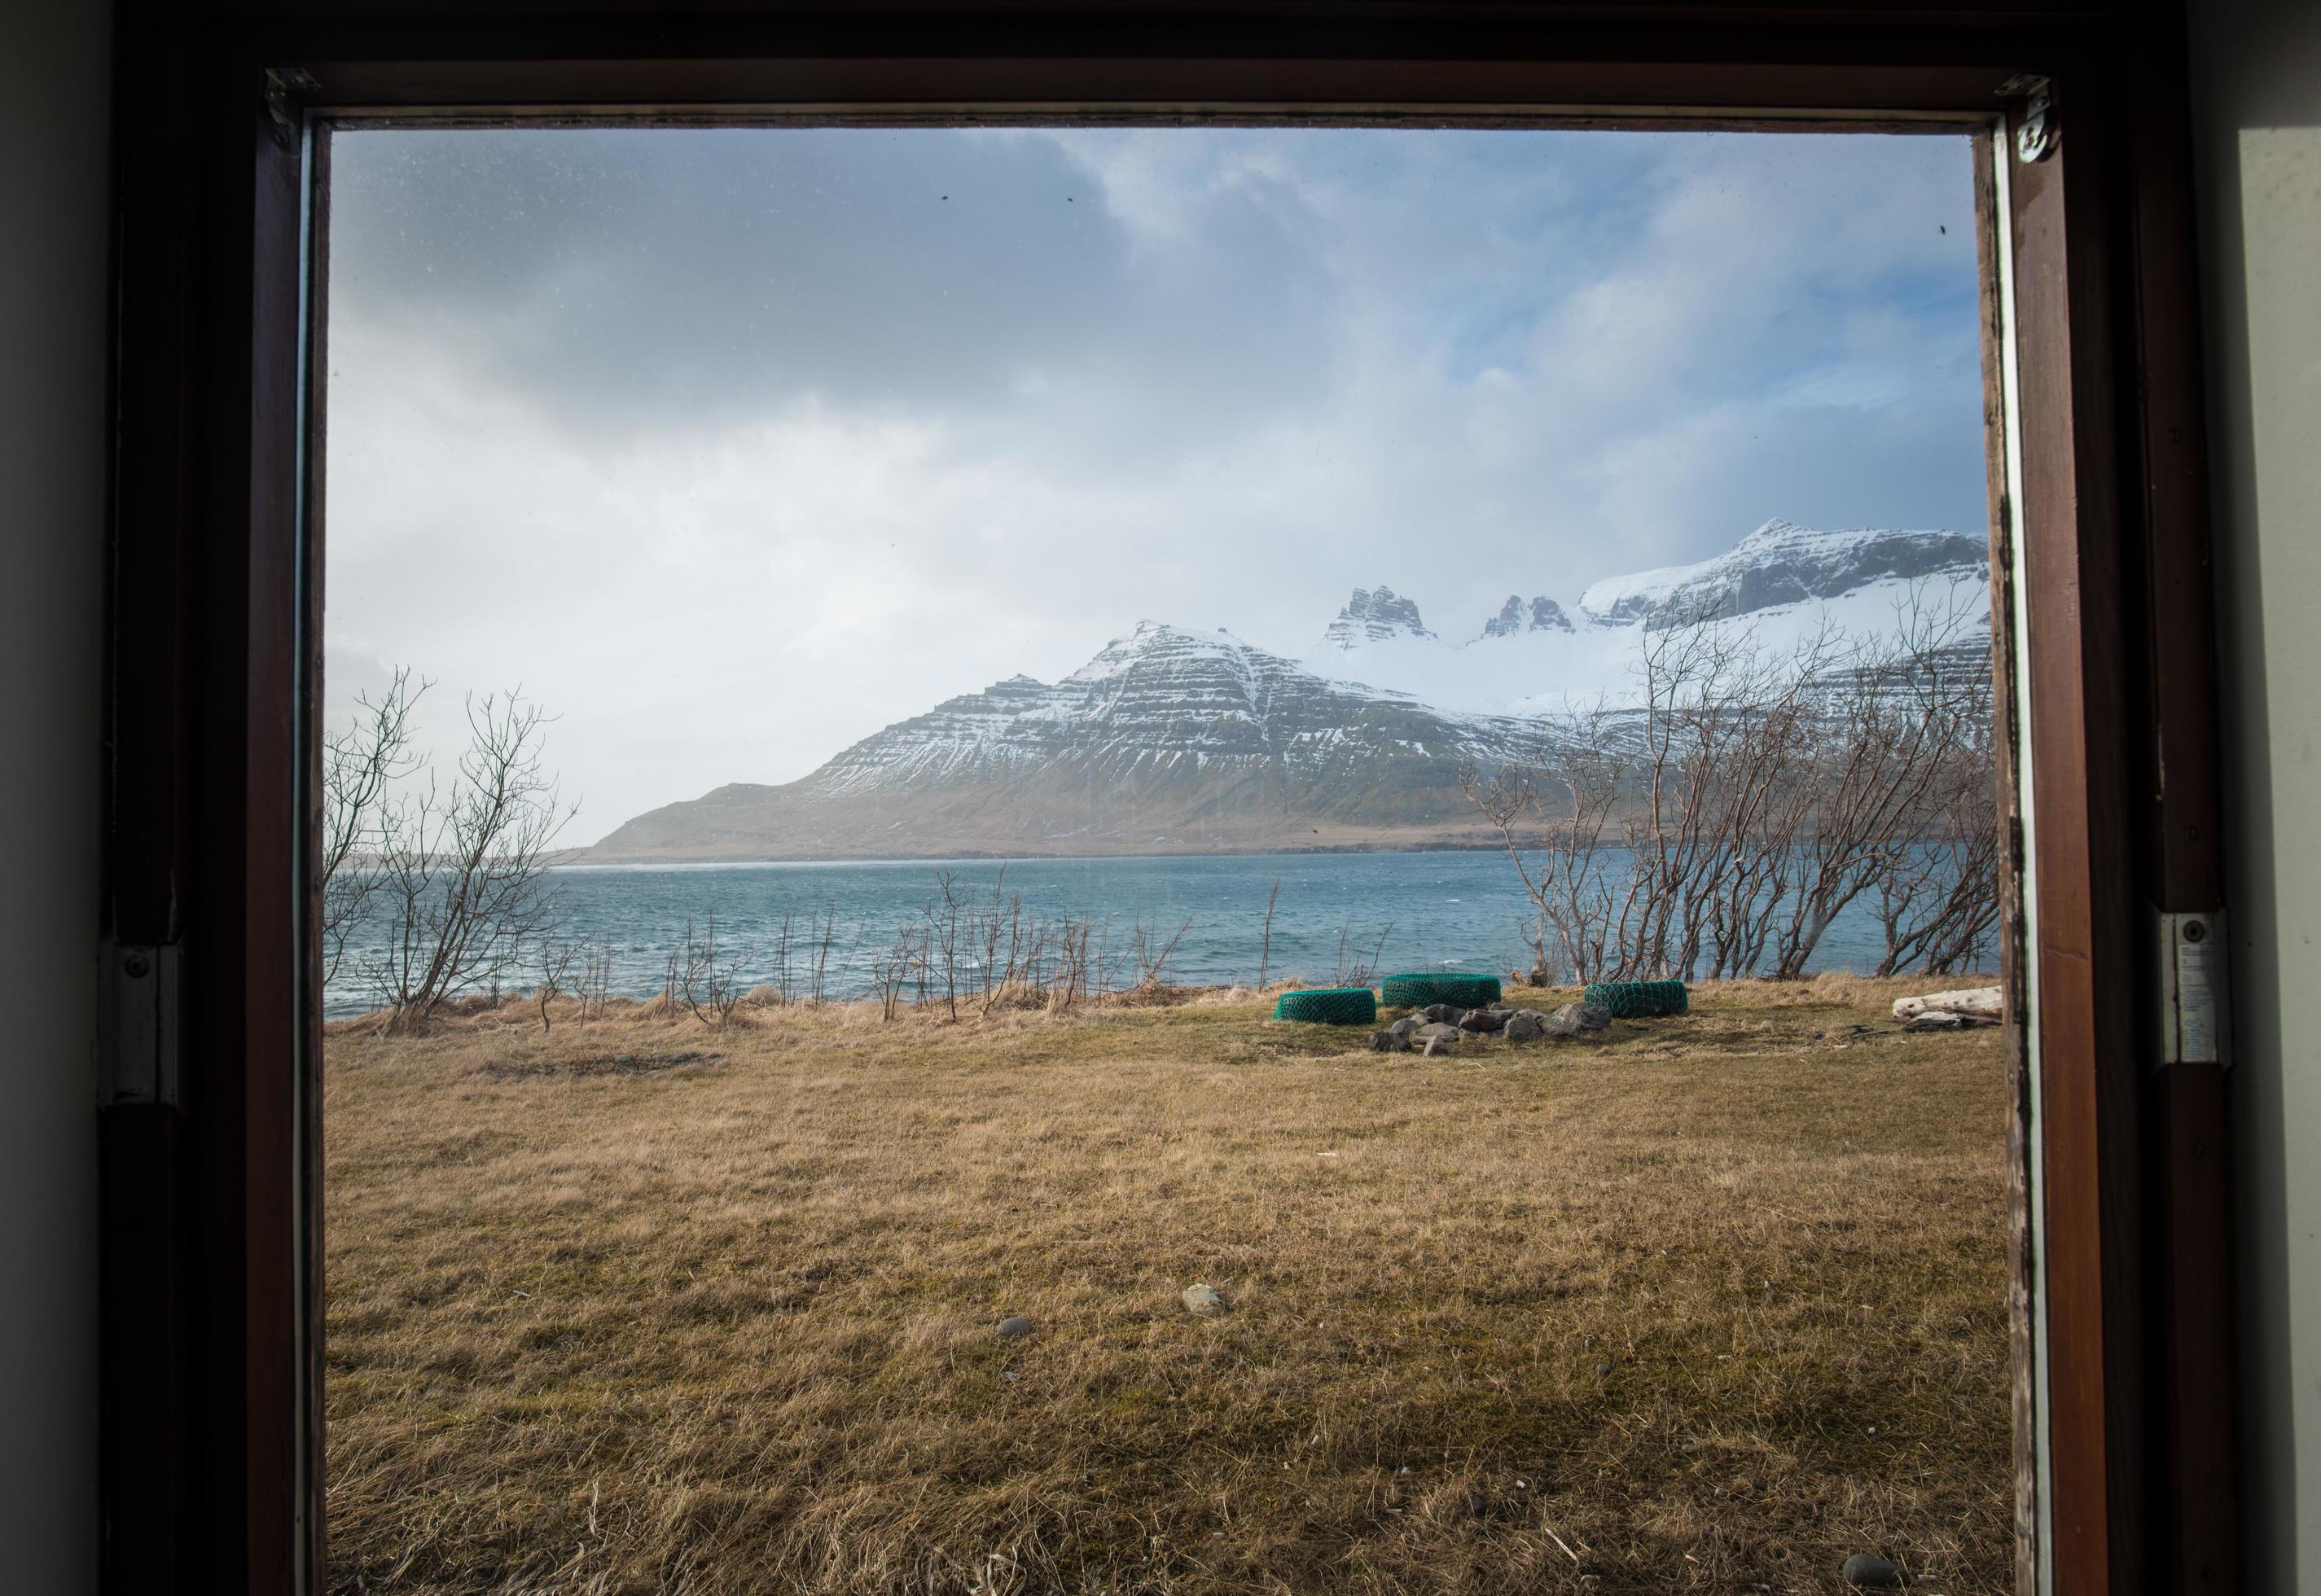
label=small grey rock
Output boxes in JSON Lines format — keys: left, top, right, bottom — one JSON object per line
{"left": 1182, "top": 1283, "right": 1226, "bottom": 1316}
{"left": 1554, "top": 1001, "right": 1612, "bottom": 1033}
{"left": 1419, "top": 1002, "right": 1466, "bottom": 1024}
{"left": 1542, "top": 1011, "right": 1585, "bottom": 1037}
{"left": 1457, "top": 1008, "right": 1505, "bottom": 1033}
{"left": 997, "top": 1316, "right": 1034, "bottom": 1340}
{"left": 1388, "top": 1015, "right": 1422, "bottom": 1039}
{"left": 1423, "top": 1035, "right": 1456, "bottom": 1057}
{"left": 1413, "top": 1022, "right": 1463, "bottom": 1043}
{"left": 1840, "top": 1553, "right": 1904, "bottom": 1588}
{"left": 1502, "top": 1012, "right": 1546, "bottom": 1041}
{"left": 1367, "top": 1029, "right": 1411, "bottom": 1053}
{"left": 1595, "top": 1361, "right": 1612, "bottom": 1375}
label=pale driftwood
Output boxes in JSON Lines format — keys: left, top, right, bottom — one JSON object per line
{"left": 1893, "top": 985, "right": 2004, "bottom": 1022}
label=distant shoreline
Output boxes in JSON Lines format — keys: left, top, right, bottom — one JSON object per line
{"left": 560, "top": 838, "right": 1520, "bottom": 870}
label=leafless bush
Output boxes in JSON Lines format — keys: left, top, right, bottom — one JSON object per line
{"left": 1046, "top": 914, "right": 1094, "bottom": 1014}
{"left": 533, "top": 938, "right": 580, "bottom": 1034}
{"left": 577, "top": 943, "right": 614, "bottom": 1025}
{"left": 321, "top": 668, "right": 427, "bottom": 988}
{"left": 1874, "top": 721, "right": 2001, "bottom": 975}
{"left": 1257, "top": 877, "right": 1283, "bottom": 988}
{"left": 770, "top": 910, "right": 795, "bottom": 1004}
{"left": 1126, "top": 916, "right": 1193, "bottom": 992}
{"left": 1462, "top": 700, "right": 1629, "bottom": 985}
{"left": 1763, "top": 592, "right": 1991, "bottom": 979}
{"left": 869, "top": 924, "right": 916, "bottom": 1023}
{"left": 809, "top": 907, "right": 838, "bottom": 1004}
{"left": 1468, "top": 586, "right": 1995, "bottom": 983}
{"left": 669, "top": 913, "right": 744, "bottom": 1028}
{"left": 358, "top": 690, "right": 577, "bottom": 1031}
{"left": 1333, "top": 916, "right": 1395, "bottom": 987}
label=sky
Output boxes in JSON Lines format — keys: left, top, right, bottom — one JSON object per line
{"left": 324, "top": 125, "right": 1985, "bottom": 844}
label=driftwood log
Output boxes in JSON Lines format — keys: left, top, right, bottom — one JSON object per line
{"left": 1892, "top": 986, "right": 2004, "bottom": 1026}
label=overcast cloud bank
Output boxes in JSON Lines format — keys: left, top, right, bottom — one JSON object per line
{"left": 325, "top": 126, "right": 1982, "bottom": 841}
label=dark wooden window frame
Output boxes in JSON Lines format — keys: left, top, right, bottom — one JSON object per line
{"left": 101, "top": 6, "right": 2234, "bottom": 1593}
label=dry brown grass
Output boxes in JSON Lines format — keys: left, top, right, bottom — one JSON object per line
{"left": 324, "top": 975, "right": 2011, "bottom": 1595}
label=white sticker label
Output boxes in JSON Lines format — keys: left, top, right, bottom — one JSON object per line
{"left": 2161, "top": 911, "right": 2228, "bottom": 1067}
{"left": 2176, "top": 933, "right": 2219, "bottom": 1063}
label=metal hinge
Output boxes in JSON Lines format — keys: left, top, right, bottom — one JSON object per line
{"left": 2156, "top": 910, "right": 2229, "bottom": 1069}
{"left": 264, "top": 67, "right": 319, "bottom": 150}
{"left": 1998, "top": 73, "right": 2056, "bottom": 164}
{"left": 99, "top": 942, "right": 182, "bottom": 1109}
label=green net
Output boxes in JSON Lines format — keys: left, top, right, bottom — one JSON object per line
{"left": 1379, "top": 972, "right": 1503, "bottom": 1010}
{"left": 1272, "top": 988, "right": 1380, "bottom": 1025}
{"left": 1581, "top": 980, "right": 1690, "bottom": 1019}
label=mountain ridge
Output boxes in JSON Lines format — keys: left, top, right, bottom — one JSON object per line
{"left": 587, "top": 520, "right": 1990, "bottom": 862}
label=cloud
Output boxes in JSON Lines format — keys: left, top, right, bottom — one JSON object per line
{"left": 324, "top": 125, "right": 1985, "bottom": 839}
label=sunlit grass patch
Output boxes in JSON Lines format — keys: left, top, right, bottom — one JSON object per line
{"left": 325, "top": 974, "right": 2010, "bottom": 1594}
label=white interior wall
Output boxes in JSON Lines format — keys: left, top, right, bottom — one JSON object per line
{"left": 0, "top": 0, "right": 110, "bottom": 1591}
{"left": 2188, "top": 0, "right": 2321, "bottom": 1585}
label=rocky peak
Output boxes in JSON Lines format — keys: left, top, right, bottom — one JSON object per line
{"left": 1321, "top": 586, "right": 1435, "bottom": 651}
{"left": 1479, "top": 594, "right": 1575, "bottom": 638}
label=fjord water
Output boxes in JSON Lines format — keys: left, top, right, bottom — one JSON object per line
{"left": 324, "top": 848, "right": 1916, "bottom": 1017}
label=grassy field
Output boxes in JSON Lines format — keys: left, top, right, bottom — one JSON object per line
{"left": 323, "top": 976, "right": 2012, "bottom": 1595}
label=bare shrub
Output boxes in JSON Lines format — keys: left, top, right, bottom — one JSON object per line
{"left": 1874, "top": 720, "right": 2001, "bottom": 975}
{"left": 577, "top": 943, "right": 614, "bottom": 1025}
{"left": 1127, "top": 915, "right": 1193, "bottom": 993}
{"left": 1468, "top": 587, "right": 1994, "bottom": 983}
{"left": 669, "top": 913, "right": 744, "bottom": 1029}
{"left": 321, "top": 668, "right": 427, "bottom": 987}
{"left": 1257, "top": 877, "right": 1283, "bottom": 989}
{"left": 358, "top": 690, "right": 577, "bottom": 1031}
{"left": 533, "top": 937, "right": 581, "bottom": 1034}
{"left": 1764, "top": 591, "right": 1991, "bottom": 979}
{"left": 1332, "top": 916, "right": 1395, "bottom": 987}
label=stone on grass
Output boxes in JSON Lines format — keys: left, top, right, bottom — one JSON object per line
{"left": 1554, "top": 1001, "right": 1612, "bottom": 1033}
{"left": 1457, "top": 1008, "right": 1506, "bottom": 1033}
{"left": 1423, "top": 1035, "right": 1457, "bottom": 1058}
{"left": 1182, "top": 1283, "right": 1226, "bottom": 1316}
{"left": 1419, "top": 1002, "right": 1467, "bottom": 1024}
{"left": 1388, "top": 1015, "right": 1422, "bottom": 1039}
{"left": 997, "top": 1316, "right": 1035, "bottom": 1341}
{"left": 1367, "top": 1029, "right": 1411, "bottom": 1053}
{"left": 1413, "top": 1022, "right": 1462, "bottom": 1043}
{"left": 1501, "top": 1012, "right": 1547, "bottom": 1041}
{"left": 1840, "top": 1553, "right": 1904, "bottom": 1588}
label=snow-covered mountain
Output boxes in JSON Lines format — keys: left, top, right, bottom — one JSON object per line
{"left": 1301, "top": 519, "right": 1990, "bottom": 717}
{"left": 589, "top": 519, "right": 1991, "bottom": 861}
{"left": 590, "top": 623, "right": 1549, "bottom": 860}
{"left": 1575, "top": 519, "right": 1987, "bottom": 628}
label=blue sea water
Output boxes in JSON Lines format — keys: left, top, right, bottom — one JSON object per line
{"left": 324, "top": 848, "right": 1924, "bottom": 1017}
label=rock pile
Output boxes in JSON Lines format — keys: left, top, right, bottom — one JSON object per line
{"left": 1367, "top": 999, "right": 1611, "bottom": 1055}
